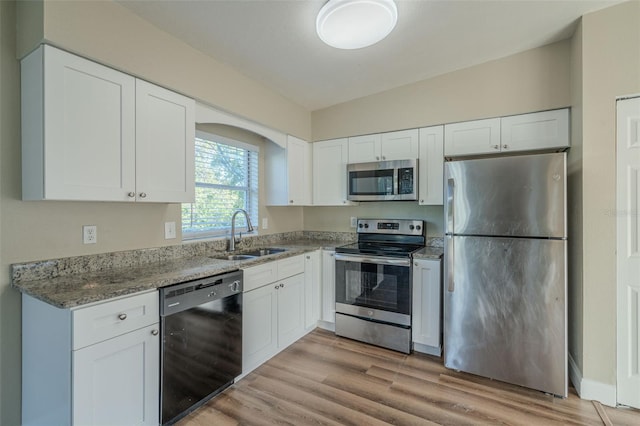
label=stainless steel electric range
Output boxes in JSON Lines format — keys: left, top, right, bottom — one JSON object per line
{"left": 334, "top": 218, "right": 425, "bottom": 353}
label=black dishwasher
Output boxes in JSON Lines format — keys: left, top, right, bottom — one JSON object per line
{"left": 159, "top": 269, "right": 243, "bottom": 425}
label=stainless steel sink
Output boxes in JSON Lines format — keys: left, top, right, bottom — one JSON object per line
{"left": 210, "top": 247, "right": 287, "bottom": 261}
{"left": 210, "top": 254, "right": 257, "bottom": 261}
{"left": 243, "top": 247, "right": 287, "bottom": 257}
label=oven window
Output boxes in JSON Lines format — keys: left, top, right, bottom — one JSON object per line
{"left": 336, "top": 260, "right": 410, "bottom": 315}
{"left": 349, "top": 169, "right": 394, "bottom": 195}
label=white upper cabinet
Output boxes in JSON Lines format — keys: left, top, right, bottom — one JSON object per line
{"left": 21, "top": 45, "right": 195, "bottom": 202}
{"left": 135, "top": 80, "right": 195, "bottom": 203}
{"left": 444, "top": 108, "right": 570, "bottom": 157}
{"left": 348, "top": 129, "right": 419, "bottom": 163}
{"left": 444, "top": 118, "right": 501, "bottom": 157}
{"left": 380, "top": 129, "right": 420, "bottom": 161}
{"left": 418, "top": 126, "right": 444, "bottom": 205}
{"left": 312, "top": 138, "right": 354, "bottom": 206}
{"left": 500, "top": 109, "right": 570, "bottom": 153}
{"left": 347, "top": 134, "right": 381, "bottom": 163}
{"left": 265, "top": 135, "right": 312, "bottom": 206}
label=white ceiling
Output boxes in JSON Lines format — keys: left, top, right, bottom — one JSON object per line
{"left": 118, "top": 0, "right": 621, "bottom": 111}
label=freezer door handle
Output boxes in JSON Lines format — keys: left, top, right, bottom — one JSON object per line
{"left": 446, "top": 178, "right": 454, "bottom": 233}
{"left": 446, "top": 178, "right": 455, "bottom": 292}
{"left": 446, "top": 235, "right": 454, "bottom": 292}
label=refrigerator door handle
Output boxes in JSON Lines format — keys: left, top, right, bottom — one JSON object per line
{"left": 446, "top": 178, "right": 454, "bottom": 233}
{"left": 446, "top": 178, "right": 455, "bottom": 292}
{"left": 446, "top": 235, "right": 454, "bottom": 292}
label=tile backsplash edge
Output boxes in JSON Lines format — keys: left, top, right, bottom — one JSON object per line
{"left": 11, "top": 231, "right": 358, "bottom": 284}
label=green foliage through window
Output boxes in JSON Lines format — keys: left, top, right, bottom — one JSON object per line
{"left": 182, "top": 133, "right": 258, "bottom": 239}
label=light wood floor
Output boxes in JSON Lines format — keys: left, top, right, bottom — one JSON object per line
{"left": 178, "top": 329, "right": 640, "bottom": 425}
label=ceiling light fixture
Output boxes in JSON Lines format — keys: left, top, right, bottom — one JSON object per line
{"left": 316, "top": 0, "right": 398, "bottom": 50}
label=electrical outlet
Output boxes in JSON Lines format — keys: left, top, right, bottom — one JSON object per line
{"left": 350, "top": 217, "right": 357, "bottom": 228}
{"left": 83, "top": 225, "right": 97, "bottom": 244}
{"left": 262, "top": 218, "right": 268, "bottom": 230}
{"left": 164, "top": 221, "right": 176, "bottom": 239}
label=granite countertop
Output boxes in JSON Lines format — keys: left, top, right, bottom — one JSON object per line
{"left": 413, "top": 246, "right": 444, "bottom": 260}
{"left": 12, "top": 232, "right": 444, "bottom": 310}
{"left": 12, "top": 239, "right": 342, "bottom": 309}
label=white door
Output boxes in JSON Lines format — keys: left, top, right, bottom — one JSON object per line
{"left": 380, "top": 129, "right": 419, "bottom": 161}
{"left": 444, "top": 118, "right": 501, "bottom": 157}
{"left": 243, "top": 284, "right": 278, "bottom": 373}
{"left": 617, "top": 96, "right": 640, "bottom": 409}
{"left": 73, "top": 324, "right": 160, "bottom": 426}
{"left": 277, "top": 274, "right": 306, "bottom": 348}
{"left": 286, "top": 135, "right": 312, "bottom": 205}
{"left": 135, "top": 79, "right": 195, "bottom": 203}
{"left": 418, "top": 125, "right": 444, "bottom": 205}
{"left": 313, "top": 138, "right": 351, "bottom": 205}
{"left": 304, "top": 251, "right": 321, "bottom": 330}
{"left": 321, "top": 250, "right": 336, "bottom": 323}
{"left": 43, "top": 45, "right": 136, "bottom": 201}
{"left": 348, "top": 134, "right": 381, "bottom": 162}
{"left": 412, "top": 259, "right": 442, "bottom": 352}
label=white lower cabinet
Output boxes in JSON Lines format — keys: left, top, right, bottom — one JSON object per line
{"left": 242, "top": 254, "right": 308, "bottom": 374}
{"left": 73, "top": 324, "right": 159, "bottom": 426}
{"left": 22, "top": 291, "right": 159, "bottom": 426}
{"left": 412, "top": 258, "right": 443, "bottom": 356}
{"left": 304, "top": 250, "right": 322, "bottom": 330}
{"left": 320, "top": 250, "right": 336, "bottom": 326}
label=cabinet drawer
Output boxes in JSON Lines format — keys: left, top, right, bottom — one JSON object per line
{"left": 72, "top": 291, "right": 158, "bottom": 350}
{"left": 243, "top": 262, "right": 278, "bottom": 292}
{"left": 277, "top": 255, "right": 305, "bottom": 280}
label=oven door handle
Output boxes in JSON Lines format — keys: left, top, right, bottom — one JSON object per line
{"left": 334, "top": 254, "right": 411, "bottom": 266}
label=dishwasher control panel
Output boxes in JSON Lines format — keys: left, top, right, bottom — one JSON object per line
{"left": 159, "top": 269, "right": 243, "bottom": 316}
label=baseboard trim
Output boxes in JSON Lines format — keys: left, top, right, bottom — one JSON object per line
{"left": 568, "top": 353, "right": 617, "bottom": 407}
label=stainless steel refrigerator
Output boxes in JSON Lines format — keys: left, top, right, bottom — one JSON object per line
{"left": 444, "top": 152, "right": 567, "bottom": 397}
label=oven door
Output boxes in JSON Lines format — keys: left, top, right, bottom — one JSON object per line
{"left": 334, "top": 254, "right": 411, "bottom": 326}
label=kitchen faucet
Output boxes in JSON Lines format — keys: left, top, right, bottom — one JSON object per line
{"left": 229, "top": 209, "right": 254, "bottom": 252}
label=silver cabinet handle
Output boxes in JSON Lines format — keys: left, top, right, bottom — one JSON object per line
{"left": 289, "top": 200, "right": 294, "bottom": 204}
{"left": 151, "top": 329, "right": 159, "bottom": 336}
{"left": 139, "top": 192, "right": 147, "bottom": 198}
{"left": 493, "top": 145, "right": 500, "bottom": 150}
{"left": 503, "top": 144, "right": 509, "bottom": 149}
{"left": 381, "top": 156, "right": 386, "bottom": 160}
{"left": 376, "top": 156, "right": 380, "bottom": 160}
{"left": 127, "top": 192, "right": 135, "bottom": 198}
{"left": 118, "top": 313, "right": 127, "bottom": 321}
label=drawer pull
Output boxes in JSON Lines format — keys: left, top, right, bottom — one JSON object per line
{"left": 118, "top": 313, "right": 127, "bottom": 321}
{"left": 151, "top": 329, "right": 159, "bottom": 336}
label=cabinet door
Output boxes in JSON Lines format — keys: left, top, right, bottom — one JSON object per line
{"left": 304, "top": 251, "right": 321, "bottom": 330}
{"left": 286, "top": 135, "right": 312, "bottom": 205}
{"left": 380, "top": 129, "right": 419, "bottom": 161}
{"left": 501, "top": 109, "right": 570, "bottom": 153}
{"left": 412, "top": 259, "right": 442, "bottom": 351}
{"left": 444, "top": 118, "right": 501, "bottom": 157}
{"left": 321, "top": 250, "right": 336, "bottom": 323}
{"left": 418, "top": 126, "right": 444, "bottom": 205}
{"left": 277, "top": 273, "right": 305, "bottom": 349}
{"left": 73, "top": 323, "right": 160, "bottom": 426}
{"left": 135, "top": 79, "right": 195, "bottom": 203}
{"left": 313, "top": 138, "right": 352, "bottom": 205}
{"left": 243, "top": 284, "right": 278, "bottom": 372}
{"left": 348, "top": 134, "right": 381, "bottom": 163}
{"left": 25, "top": 45, "right": 136, "bottom": 201}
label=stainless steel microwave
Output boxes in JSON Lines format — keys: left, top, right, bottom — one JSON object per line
{"left": 347, "top": 159, "right": 418, "bottom": 201}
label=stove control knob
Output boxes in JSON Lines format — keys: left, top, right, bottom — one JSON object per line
{"left": 358, "top": 223, "right": 363, "bottom": 228}
{"left": 409, "top": 225, "right": 415, "bottom": 230}
{"left": 364, "top": 224, "right": 369, "bottom": 228}
{"left": 416, "top": 225, "right": 422, "bottom": 231}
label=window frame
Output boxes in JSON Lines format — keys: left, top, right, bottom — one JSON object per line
{"left": 182, "top": 130, "right": 259, "bottom": 241}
